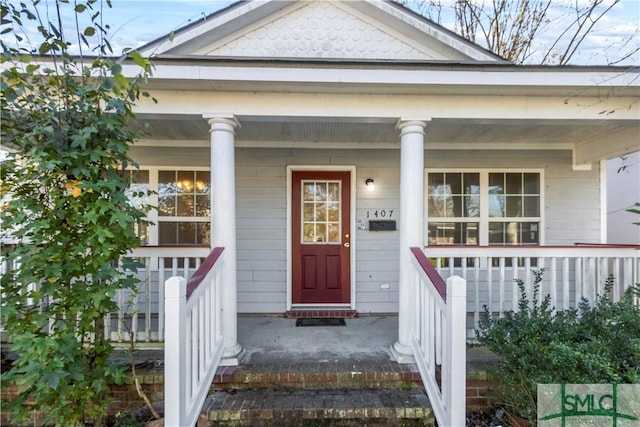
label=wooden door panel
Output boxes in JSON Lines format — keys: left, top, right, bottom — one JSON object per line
{"left": 292, "top": 171, "right": 350, "bottom": 304}
{"left": 326, "top": 256, "right": 340, "bottom": 290}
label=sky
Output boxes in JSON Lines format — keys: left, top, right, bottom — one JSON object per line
{"left": 4, "top": 0, "right": 639, "bottom": 65}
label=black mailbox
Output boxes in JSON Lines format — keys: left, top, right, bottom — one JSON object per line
{"left": 369, "top": 220, "right": 396, "bottom": 231}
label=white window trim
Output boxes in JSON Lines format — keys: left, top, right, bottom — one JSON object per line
{"left": 424, "top": 168, "right": 545, "bottom": 246}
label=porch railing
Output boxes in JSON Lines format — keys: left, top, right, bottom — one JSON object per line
{"left": 164, "top": 247, "right": 225, "bottom": 427}
{"left": 108, "top": 246, "right": 210, "bottom": 344}
{"left": 410, "top": 247, "right": 467, "bottom": 427}
{"left": 426, "top": 245, "right": 640, "bottom": 337}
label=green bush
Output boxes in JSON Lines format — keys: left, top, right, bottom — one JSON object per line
{"left": 476, "top": 270, "right": 640, "bottom": 421}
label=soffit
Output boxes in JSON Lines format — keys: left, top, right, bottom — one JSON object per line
{"left": 133, "top": 116, "right": 639, "bottom": 148}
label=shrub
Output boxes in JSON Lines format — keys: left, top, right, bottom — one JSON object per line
{"left": 476, "top": 270, "right": 640, "bottom": 421}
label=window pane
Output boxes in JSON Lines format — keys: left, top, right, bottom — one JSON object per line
{"left": 196, "top": 223, "right": 211, "bottom": 245}
{"left": 176, "top": 195, "right": 194, "bottom": 216}
{"left": 303, "top": 224, "right": 314, "bottom": 242}
{"left": 303, "top": 183, "right": 315, "bottom": 201}
{"left": 489, "top": 194, "right": 505, "bottom": 217}
{"left": 328, "top": 183, "right": 340, "bottom": 202}
{"left": 328, "top": 223, "right": 339, "bottom": 243}
{"left": 315, "top": 183, "right": 327, "bottom": 202}
{"left": 428, "top": 173, "right": 444, "bottom": 190}
{"left": 428, "top": 193, "right": 446, "bottom": 217}
{"left": 195, "top": 195, "right": 210, "bottom": 217}
{"left": 159, "top": 222, "right": 177, "bottom": 245}
{"left": 446, "top": 173, "right": 462, "bottom": 194}
{"left": 465, "top": 194, "right": 480, "bottom": 217}
{"left": 428, "top": 222, "right": 478, "bottom": 245}
{"left": 489, "top": 173, "right": 504, "bottom": 190}
{"left": 178, "top": 222, "right": 196, "bottom": 244}
{"left": 158, "top": 195, "right": 175, "bottom": 216}
{"left": 315, "top": 203, "right": 327, "bottom": 221}
{"left": 133, "top": 222, "right": 149, "bottom": 246}
{"left": 328, "top": 203, "right": 339, "bottom": 221}
{"left": 489, "top": 222, "right": 539, "bottom": 245}
{"left": 303, "top": 204, "right": 314, "bottom": 221}
{"left": 195, "top": 171, "right": 210, "bottom": 194}
{"left": 177, "top": 171, "right": 193, "bottom": 193}
{"left": 125, "top": 170, "right": 149, "bottom": 210}
{"left": 451, "top": 195, "right": 463, "bottom": 217}
{"left": 506, "top": 173, "right": 522, "bottom": 194}
{"left": 506, "top": 195, "right": 522, "bottom": 217}
{"left": 523, "top": 173, "right": 540, "bottom": 194}
{"left": 524, "top": 196, "right": 540, "bottom": 217}
{"left": 464, "top": 173, "right": 479, "bottom": 189}
{"left": 315, "top": 224, "right": 326, "bottom": 242}
{"left": 521, "top": 222, "right": 539, "bottom": 244}
{"left": 158, "top": 170, "right": 176, "bottom": 194}
{"left": 488, "top": 223, "right": 505, "bottom": 244}
{"left": 504, "top": 222, "right": 520, "bottom": 244}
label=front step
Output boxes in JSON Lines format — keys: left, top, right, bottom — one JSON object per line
{"left": 202, "top": 388, "right": 434, "bottom": 426}
{"left": 202, "top": 361, "right": 434, "bottom": 426}
{"left": 212, "top": 360, "right": 422, "bottom": 389}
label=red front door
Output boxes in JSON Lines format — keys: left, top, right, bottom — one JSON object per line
{"left": 292, "top": 171, "right": 351, "bottom": 304}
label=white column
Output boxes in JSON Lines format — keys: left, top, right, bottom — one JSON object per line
{"left": 391, "top": 118, "right": 428, "bottom": 364}
{"left": 205, "top": 114, "right": 244, "bottom": 366}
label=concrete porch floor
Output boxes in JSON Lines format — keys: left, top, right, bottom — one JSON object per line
{"left": 238, "top": 314, "right": 399, "bottom": 365}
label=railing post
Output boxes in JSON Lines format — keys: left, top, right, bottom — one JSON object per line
{"left": 444, "top": 275, "right": 466, "bottom": 427}
{"left": 165, "top": 276, "right": 187, "bottom": 427}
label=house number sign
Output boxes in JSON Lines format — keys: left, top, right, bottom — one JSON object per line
{"left": 365, "top": 210, "right": 394, "bottom": 218}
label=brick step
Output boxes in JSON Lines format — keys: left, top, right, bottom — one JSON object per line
{"left": 201, "top": 388, "right": 435, "bottom": 427}
{"left": 212, "top": 360, "right": 423, "bottom": 390}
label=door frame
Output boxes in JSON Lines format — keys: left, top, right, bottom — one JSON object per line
{"left": 286, "top": 165, "right": 357, "bottom": 311}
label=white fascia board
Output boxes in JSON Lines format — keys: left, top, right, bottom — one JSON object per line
{"left": 365, "top": 0, "right": 502, "bottom": 62}
{"left": 125, "top": 63, "right": 640, "bottom": 90}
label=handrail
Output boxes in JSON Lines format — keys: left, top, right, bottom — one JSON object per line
{"left": 410, "top": 247, "right": 446, "bottom": 301}
{"left": 410, "top": 247, "right": 466, "bottom": 427}
{"left": 164, "top": 247, "right": 225, "bottom": 427}
{"left": 186, "top": 247, "right": 224, "bottom": 298}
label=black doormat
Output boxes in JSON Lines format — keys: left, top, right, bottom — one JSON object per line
{"left": 295, "top": 318, "right": 346, "bottom": 327}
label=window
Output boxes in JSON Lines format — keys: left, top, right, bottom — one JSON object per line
{"left": 158, "top": 170, "right": 210, "bottom": 245}
{"left": 427, "top": 172, "right": 479, "bottom": 245}
{"left": 427, "top": 170, "right": 542, "bottom": 246}
{"left": 124, "top": 170, "right": 150, "bottom": 245}
{"left": 302, "top": 181, "right": 341, "bottom": 243}
{"left": 126, "top": 168, "right": 211, "bottom": 246}
{"left": 488, "top": 172, "right": 540, "bottom": 245}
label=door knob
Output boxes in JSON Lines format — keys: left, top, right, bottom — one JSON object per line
{"left": 344, "top": 242, "right": 350, "bottom": 248}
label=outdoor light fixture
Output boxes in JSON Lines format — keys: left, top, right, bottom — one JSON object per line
{"left": 365, "top": 178, "right": 375, "bottom": 192}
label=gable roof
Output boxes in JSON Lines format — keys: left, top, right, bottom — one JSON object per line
{"left": 140, "top": 0, "right": 506, "bottom": 63}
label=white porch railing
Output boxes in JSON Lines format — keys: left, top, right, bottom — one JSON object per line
{"left": 410, "top": 247, "right": 467, "bottom": 427}
{"left": 426, "top": 245, "right": 640, "bottom": 337}
{"left": 108, "top": 246, "right": 210, "bottom": 344}
{"left": 164, "top": 247, "right": 225, "bottom": 427}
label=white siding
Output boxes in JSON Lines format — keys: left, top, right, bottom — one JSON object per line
{"left": 607, "top": 153, "right": 640, "bottom": 244}
{"left": 425, "top": 150, "right": 602, "bottom": 245}
{"left": 233, "top": 147, "right": 601, "bottom": 314}
{"left": 130, "top": 147, "right": 602, "bottom": 314}
{"left": 235, "top": 148, "right": 401, "bottom": 313}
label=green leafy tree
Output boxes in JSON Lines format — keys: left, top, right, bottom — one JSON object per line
{"left": 1, "top": 1, "right": 154, "bottom": 425}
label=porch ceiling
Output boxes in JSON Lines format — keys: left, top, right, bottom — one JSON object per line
{"left": 133, "top": 114, "right": 638, "bottom": 158}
